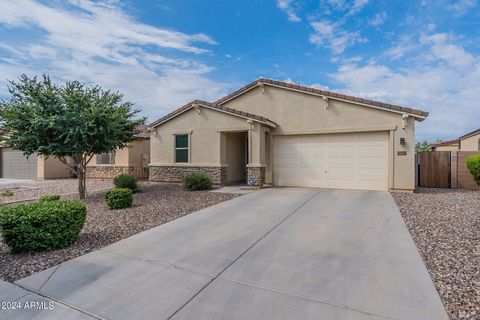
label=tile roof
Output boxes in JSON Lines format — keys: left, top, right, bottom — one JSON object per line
{"left": 149, "top": 100, "right": 277, "bottom": 128}
{"left": 214, "top": 78, "right": 429, "bottom": 119}
{"left": 134, "top": 124, "right": 150, "bottom": 139}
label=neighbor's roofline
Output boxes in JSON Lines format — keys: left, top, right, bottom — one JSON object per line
{"left": 213, "top": 78, "right": 429, "bottom": 121}
{"left": 148, "top": 100, "right": 277, "bottom": 129}
{"left": 459, "top": 128, "right": 480, "bottom": 140}
{"left": 429, "top": 138, "right": 460, "bottom": 147}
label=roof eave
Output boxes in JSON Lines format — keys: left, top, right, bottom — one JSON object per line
{"left": 149, "top": 102, "right": 277, "bottom": 129}
{"left": 216, "top": 79, "right": 429, "bottom": 121}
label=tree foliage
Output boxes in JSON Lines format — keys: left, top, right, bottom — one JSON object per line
{"left": 0, "top": 75, "right": 145, "bottom": 198}
{"left": 466, "top": 154, "right": 480, "bottom": 187}
{"left": 415, "top": 140, "right": 432, "bottom": 152}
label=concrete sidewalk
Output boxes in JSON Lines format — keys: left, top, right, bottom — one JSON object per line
{"left": 3, "top": 188, "right": 448, "bottom": 320}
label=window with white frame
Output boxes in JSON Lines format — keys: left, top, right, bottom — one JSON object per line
{"left": 175, "top": 134, "right": 189, "bottom": 163}
{"left": 96, "top": 151, "right": 115, "bottom": 165}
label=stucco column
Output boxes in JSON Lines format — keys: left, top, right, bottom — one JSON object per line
{"left": 247, "top": 122, "right": 266, "bottom": 186}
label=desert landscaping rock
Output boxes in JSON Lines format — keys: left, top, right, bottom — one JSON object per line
{"left": 392, "top": 188, "right": 480, "bottom": 320}
{"left": 0, "top": 182, "right": 238, "bottom": 282}
{"left": 0, "top": 179, "right": 113, "bottom": 203}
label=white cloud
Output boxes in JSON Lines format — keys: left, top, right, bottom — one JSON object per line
{"left": 447, "top": 0, "right": 477, "bottom": 16}
{"left": 309, "top": 20, "right": 368, "bottom": 54}
{"left": 369, "top": 12, "right": 387, "bottom": 26}
{"left": 276, "top": 0, "right": 301, "bottom": 22}
{"left": 420, "top": 33, "right": 474, "bottom": 67}
{"left": 321, "top": 0, "right": 369, "bottom": 15}
{"left": 330, "top": 34, "right": 480, "bottom": 140}
{"left": 0, "top": 0, "right": 228, "bottom": 122}
{"left": 348, "top": 0, "right": 369, "bottom": 15}
{"left": 383, "top": 36, "right": 417, "bottom": 60}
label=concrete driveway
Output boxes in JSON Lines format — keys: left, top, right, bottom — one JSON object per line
{"left": 6, "top": 188, "right": 448, "bottom": 320}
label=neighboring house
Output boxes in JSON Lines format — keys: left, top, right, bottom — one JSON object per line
{"left": 429, "top": 128, "right": 480, "bottom": 152}
{"left": 459, "top": 128, "right": 480, "bottom": 151}
{"left": 430, "top": 139, "right": 460, "bottom": 151}
{"left": 148, "top": 78, "right": 428, "bottom": 192}
{"left": 86, "top": 126, "right": 150, "bottom": 179}
{"left": 0, "top": 147, "right": 70, "bottom": 180}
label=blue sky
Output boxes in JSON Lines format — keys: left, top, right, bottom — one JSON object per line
{"left": 0, "top": 0, "right": 479, "bottom": 141}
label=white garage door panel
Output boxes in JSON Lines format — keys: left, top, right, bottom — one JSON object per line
{"left": 274, "top": 132, "right": 388, "bottom": 191}
{"left": 1, "top": 148, "right": 37, "bottom": 179}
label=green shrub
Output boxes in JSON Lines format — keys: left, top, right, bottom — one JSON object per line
{"left": 39, "top": 194, "right": 61, "bottom": 202}
{"left": 183, "top": 172, "right": 213, "bottom": 190}
{"left": 466, "top": 154, "right": 480, "bottom": 186}
{"left": 105, "top": 188, "right": 133, "bottom": 209}
{"left": 113, "top": 173, "right": 139, "bottom": 192}
{"left": 1, "top": 189, "right": 14, "bottom": 197}
{"left": 0, "top": 200, "right": 86, "bottom": 253}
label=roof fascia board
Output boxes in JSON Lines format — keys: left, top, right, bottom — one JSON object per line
{"left": 459, "top": 130, "right": 480, "bottom": 140}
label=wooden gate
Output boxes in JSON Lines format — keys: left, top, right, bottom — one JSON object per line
{"left": 417, "top": 151, "right": 451, "bottom": 188}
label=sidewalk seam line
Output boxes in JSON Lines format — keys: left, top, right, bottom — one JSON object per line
{"left": 166, "top": 190, "right": 321, "bottom": 320}
{"left": 12, "top": 282, "right": 105, "bottom": 320}
{"left": 218, "top": 277, "right": 395, "bottom": 320}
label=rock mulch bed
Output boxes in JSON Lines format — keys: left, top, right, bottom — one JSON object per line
{"left": 0, "top": 183, "right": 239, "bottom": 282}
{"left": 0, "top": 179, "right": 113, "bottom": 204}
{"left": 392, "top": 188, "right": 480, "bottom": 320}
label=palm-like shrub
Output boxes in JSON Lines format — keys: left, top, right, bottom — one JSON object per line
{"left": 184, "top": 172, "right": 213, "bottom": 190}
{"left": 113, "top": 173, "right": 139, "bottom": 193}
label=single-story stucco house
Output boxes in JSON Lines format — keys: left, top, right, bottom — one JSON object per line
{"left": 0, "top": 126, "right": 150, "bottom": 180}
{"left": 86, "top": 125, "right": 150, "bottom": 179}
{"left": 430, "top": 128, "right": 480, "bottom": 152}
{"left": 430, "top": 139, "right": 461, "bottom": 151}
{"left": 0, "top": 147, "right": 71, "bottom": 180}
{"left": 148, "top": 78, "right": 428, "bottom": 192}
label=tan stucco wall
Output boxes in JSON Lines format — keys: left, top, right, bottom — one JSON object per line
{"left": 434, "top": 144, "right": 459, "bottom": 151}
{"left": 128, "top": 139, "right": 150, "bottom": 168}
{"left": 87, "top": 147, "right": 129, "bottom": 167}
{"left": 150, "top": 108, "right": 250, "bottom": 166}
{"left": 37, "top": 156, "right": 70, "bottom": 179}
{"left": 221, "top": 85, "right": 417, "bottom": 191}
{"left": 460, "top": 133, "right": 480, "bottom": 151}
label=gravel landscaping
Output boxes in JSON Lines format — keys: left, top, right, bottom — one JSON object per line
{"left": 392, "top": 188, "right": 480, "bottom": 320}
{"left": 0, "top": 183, "right": 239, "bottom": 282}
{"left": 0, "top": 179, "right": 113, "bottom": 203}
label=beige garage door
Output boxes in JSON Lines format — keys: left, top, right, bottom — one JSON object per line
{"left": 1, "top": 148, "right": 37, "bottom": 179}
{"left": 274, "top": 132, "right": 388, "bottom": 191}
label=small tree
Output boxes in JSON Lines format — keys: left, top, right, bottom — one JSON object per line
{"left": 0, "top": 75, "right": 145, "bottom": 199}
{"left": 415, "top": 141, "right": 432, "bottom": 152}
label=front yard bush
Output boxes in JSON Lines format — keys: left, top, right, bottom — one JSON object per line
{"left": 39, "top": 194, "right": 61, "bottom": 202}
{"left": 184, "top": 172, "right": 213, "bottom": 190}
{"left": 105, "top": 188, "right": 133, "bottom": 209}
{"left": 466, "top": 154, "right": 480, "bottom": 186}
{"left": 0, "top": 200, "right": 86, "bottom": 253}
{"left": 113, "top": 173, "right": 139, "bottom": 193}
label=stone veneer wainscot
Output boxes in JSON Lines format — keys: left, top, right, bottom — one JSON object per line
{"left": 149, "top": 165, "right": 227, "bottom": 185}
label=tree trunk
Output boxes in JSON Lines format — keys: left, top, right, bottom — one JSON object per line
{"left": 73, "top": 155, "right": 87, "bottom": 199}
{"left": 78, "top": 169, "right": 86, "bottom": 199}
